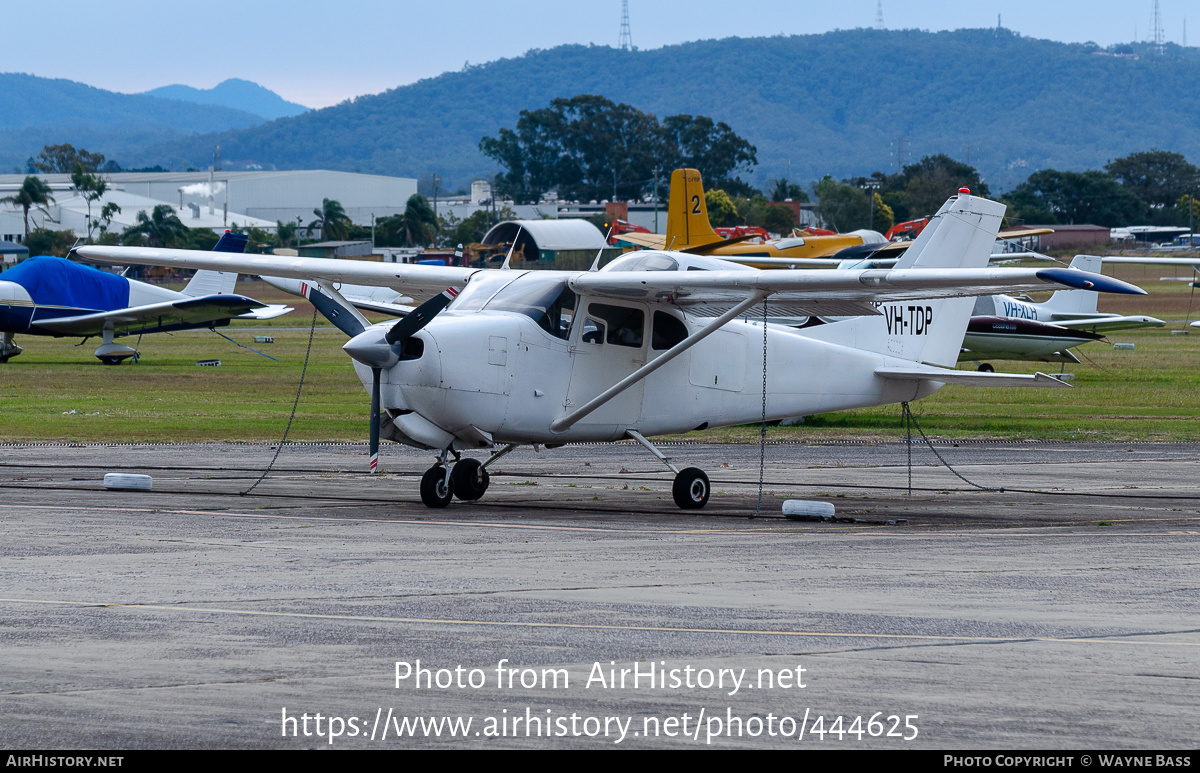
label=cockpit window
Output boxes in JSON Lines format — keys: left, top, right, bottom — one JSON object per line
{"left": 587, "top": 303, "right": 644, "bottom": 347}
{"left": 601, "top": 253, "right": 679, "bottom": 272}
{"left": 652, "top": 311, "right": 688, "bottom": 350}
{"left": 480, "top": 274, "right": 576, "bottom": 339}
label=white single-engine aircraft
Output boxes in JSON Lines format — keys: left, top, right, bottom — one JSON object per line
{"left": 75, "top": 192, "right": 1143, "bottom": 509}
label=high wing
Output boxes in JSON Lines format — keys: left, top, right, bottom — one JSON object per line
{"left": 32, "top": 295, "right": 274, "bottom": 336}
{"left": 75, "top": 247, "right": 1144, "bottom": 321}
{"left": 74, "top": 246, "right": 477, "bottom": 305}
{"left": 568, "top": 265, "right": 1145, "bottom": 318}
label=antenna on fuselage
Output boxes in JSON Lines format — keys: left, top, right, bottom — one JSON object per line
{"left": 589, "top": 222, "right": 615, "bottom": 271}
{"left": 500, "top": 226, "right": 523, "bottom": 270}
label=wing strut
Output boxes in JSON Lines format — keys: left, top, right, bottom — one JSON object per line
{"left": 549, "top": 292, "right": 767, "bottom": 432}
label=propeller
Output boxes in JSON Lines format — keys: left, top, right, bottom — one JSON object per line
{"left": 335, "top": 285, "right": 460, "bottom": 474}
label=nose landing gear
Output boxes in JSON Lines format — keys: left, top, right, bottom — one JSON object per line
{"left": 419, "top": 444, "right": 515, "bottom": 507}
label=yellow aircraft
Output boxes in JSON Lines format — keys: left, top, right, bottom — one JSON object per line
{"left": 616, "top": 169, "right": 887, "bottom": 267}
{"left": 617, "top": 169, "right": 1053, "bottom": 269}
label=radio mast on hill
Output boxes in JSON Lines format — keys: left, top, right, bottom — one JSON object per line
{"left": 875, "top": 1, "right": 884, "bottom": 30}
{"left": 1152, "top": 0, "right": 1165, "bottom": 54}
{"left": 619, "top": 0, "right": 633, "bottom": 51}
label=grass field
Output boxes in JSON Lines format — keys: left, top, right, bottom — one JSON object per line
{"left": 2, "top": 270, "right": 1200, "bottom": 444}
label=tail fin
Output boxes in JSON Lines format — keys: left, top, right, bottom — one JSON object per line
{"left": 181, "top": 231, "right": 249, "bottom": 297}
{"left": 1041, "top": 255, "right": 1101, "bottom": 315}
{"left": 664, "top": 169, "right": 721, "bottom": 249}
{"left": 799, "top": 192, "right": 1007, "bottom": 367}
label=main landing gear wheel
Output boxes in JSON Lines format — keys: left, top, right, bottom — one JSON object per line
{"left": 977, "top": 363, "right": 995, "bottom": 372}
{"left": 450, "top": 458, "right": 490, "bottom": 501}
{"left": 672, "top": 467, "right": 710, "bottom": 510}
{"left": 99, "top": 356, "right": 124, "bottom": 366}
{"left": 420, "top": 465, "right": 452, "bottom": 508}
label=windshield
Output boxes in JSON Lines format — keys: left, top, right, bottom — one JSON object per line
{"left": 481, "top": 274, "right": 576, "bottom": 339}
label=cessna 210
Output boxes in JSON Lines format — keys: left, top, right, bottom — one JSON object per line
{"left": 75, "top": 191, "right": 1142, "bottom": 509}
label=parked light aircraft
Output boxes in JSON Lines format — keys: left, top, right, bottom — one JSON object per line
{"left": 1103, "top": 255, "right": 1200, "bottom": 328}
{"left": 0, "top": 232, "right": 291, "bottom": 363}
{"left": 616, "top": 169, "right": 887, "bottom": 264}
{"left": 961, "top": 255, "right": 1165, "bottom": 369}
{"left": 75, "top": 192, "right": 1142, "bottom": 509}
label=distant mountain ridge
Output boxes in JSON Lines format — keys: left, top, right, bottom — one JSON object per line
{"left": 0, "top": 72, "right": 269, "bottom": 172}
{"left": 121, "top": 29, "right": 1200, "bottom": 193}
{"left": 10, "top": 30, "right": 1200, "bottom": 191}
{"left": 141, "top": 79, "right": 308, "bottom": 121}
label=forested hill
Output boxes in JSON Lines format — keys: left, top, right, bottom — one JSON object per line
{"left": 116, "top": 29, "right": 1200, "bottom": 192}
{"left": 0, "top": 73, "right": 269, "bottom": 172}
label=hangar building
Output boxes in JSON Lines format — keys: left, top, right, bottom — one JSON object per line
{"left": 481, "top": 220, "right": 618, "bottom": 270}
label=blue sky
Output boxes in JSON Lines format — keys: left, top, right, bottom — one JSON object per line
{"left": 13, "top": 1, "right": 1194, "bottom": 108}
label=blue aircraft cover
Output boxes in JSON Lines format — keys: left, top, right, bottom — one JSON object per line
{"left": 3, "top": 256, "right": 130, "bottom": 311}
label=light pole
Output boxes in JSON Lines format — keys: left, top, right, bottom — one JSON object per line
{"left": 861, "top": 180, "right": 881, "bottom": 232}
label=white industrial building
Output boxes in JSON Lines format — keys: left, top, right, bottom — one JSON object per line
{"left": 0, "top": 170, "right": 418, "bottom": 231}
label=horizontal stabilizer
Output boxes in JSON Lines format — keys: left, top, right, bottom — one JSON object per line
{"left": 876, "top": 365, "right": 1071, "bottom": 388}
{"left": 238, "top": 304, "right": 293, "bottom": 320}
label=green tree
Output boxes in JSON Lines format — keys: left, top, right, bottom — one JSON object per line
{"left": 705, "top": 189, "right": 740, "bottom": 228}
{"left": 96, "top": 202, "right": 121, "bottom": 238}
{"left": 869, "top": 192, "right": 894, "bottom": 233}
{"left": 814, "top": 176, "right": 870, "bottom": 232}
{"left": 70, "top": 163, "right": 108, "bottom": 242}
{"left": 1, "top": 176, "right": 56, "bottom": 239}
{"left": 480, "top": 95, "right": 757, "bottom": 203}
{"left": 1005, "top": 169, "right": 1146, "bottom": 227}
{"left": 32, "top": 143, "right": 106, "bottom": 174}
{"left": 758, "top": 203, "right": 799, "bottom": 235}
{"left": 24, "top": 228, "right": 77, "bottom": 257}
{"left": 398, "top": 194, "right": 437, "bottom": 246}
{"left": 1105, "top": 150, "right": 1200, "bottom": 209}
{"left": 1175, "top": 194, "right": 1200, "bottom": 227}
{"left": 275, "top": 220, "right": 297, "bottom": 248}
{"left": 658, "top": 114, "right": 757, "bottom": 194}
{"left": 768, "top": 178, "right": 809, "bottom": 202}
{"left": 121, "top": 205, "right": 189, "bottom": 248}
{"left": 894, "top": 155, "right": 989, "bottom": 217}
{"left": 308, "top": 198, "right": 351, "bottom": 241}
{"left": 437, "top": 209, "right": 492, "bottom": 248}
{"left": 186, "top": 228, "right": 220, "bottom": 251}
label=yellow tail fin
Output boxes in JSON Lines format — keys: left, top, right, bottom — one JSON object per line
{"left": 665, "top": 169, "right": 721, "bottom": 249}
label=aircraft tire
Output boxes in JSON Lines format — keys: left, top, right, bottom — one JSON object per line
{"left": 0, "top": 356, "right": 8, "bottom": 364}
{"left": 672, "top": 467, "right": 710, "bottom": 509}
{"left": 420, "top": 465, "right": 452, "bottom": 508}
{"left": 451, "top": 458, "right": 489, "bottom": 500}
{"left": 977, "top": 363, "right": 995, "bottom": 373}
{"left": 99, "top": 356, "right": 125, "bottom": 366}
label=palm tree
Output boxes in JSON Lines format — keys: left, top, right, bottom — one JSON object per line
{"left": 275, "top": 219, "right": 297, "bottom": 248}
{"left": 308, "top": 198, "right": 350, "bottom": 241}
{"left": 1, "top": 176, "right": 56, "bottom": 239}
{"left": 121, "top": 205, "right": 188, "bottom": 248}
{"left": 397, "top": 194, "right": 437, "bottom": 246}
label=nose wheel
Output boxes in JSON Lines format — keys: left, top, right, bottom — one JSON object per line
{"left": 450, "top": 458, "right": 490, "bottom": 500}
{"left": 419, "top": 456, "right": 495, "bottom": 508}
{"left": 419, "top": 465, "right": 452, "bottom": 508}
